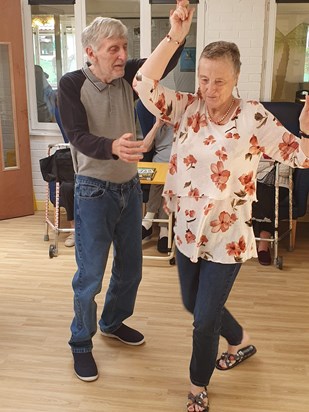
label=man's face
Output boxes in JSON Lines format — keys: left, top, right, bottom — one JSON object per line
{"left": 87, "top": 36, "right": 128, "bottom": 83}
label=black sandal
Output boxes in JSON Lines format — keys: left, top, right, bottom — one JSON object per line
{"left": 187, "top": 387, "right": 209, "bottom": 412}
{"left": 215, "top": 344, "right": 257, "bottom": 370}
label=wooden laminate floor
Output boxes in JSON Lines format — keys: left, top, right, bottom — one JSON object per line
{"left": 0, "top": 212, "right": 308, "bottom": 412}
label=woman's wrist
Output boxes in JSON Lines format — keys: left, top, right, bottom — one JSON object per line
{"left": 299, "top": 130, "right": 309, "bottom": 139}
{"left": 166, "top": 33, "right": 181, "bottom": 46}
{"left": 166, "top": 32, "right": 186, "bottom": 46}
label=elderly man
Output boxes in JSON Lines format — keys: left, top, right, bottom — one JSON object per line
{"left": 58, "top": 15, "right": 184, "bottom": 382}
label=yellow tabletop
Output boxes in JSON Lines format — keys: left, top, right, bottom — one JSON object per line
{"left": 138, "top": 162, "right": 169, "bottom": 185}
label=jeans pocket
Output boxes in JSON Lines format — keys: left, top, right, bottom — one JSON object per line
{"left": 76, "top": 181, "right": 106, "bottom": 199}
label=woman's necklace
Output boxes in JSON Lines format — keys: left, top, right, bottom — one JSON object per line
{"left": 207, "top": 98, "right": 235, "bottom": 125}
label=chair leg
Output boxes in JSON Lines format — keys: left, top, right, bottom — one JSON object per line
{"left": 291, "top": 219, "right": 297, "bottom": 250}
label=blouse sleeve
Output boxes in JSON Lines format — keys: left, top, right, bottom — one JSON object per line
{"left": 134, "top": 73, "right": 197, "bottom": 128}
{"left": 253, "top": 102, "right": 309, "bottom": 168}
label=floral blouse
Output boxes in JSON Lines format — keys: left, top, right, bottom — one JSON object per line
{"left": 134, "top": 74, "right": 309, "bottom": 264}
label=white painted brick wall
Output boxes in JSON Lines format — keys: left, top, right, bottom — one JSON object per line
{"left": 205, "top": 0, "right": 267, "bottom": 100}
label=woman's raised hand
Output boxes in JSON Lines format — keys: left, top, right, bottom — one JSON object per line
{"left": 169, "top": 0, "right": 195, "bottom": 43}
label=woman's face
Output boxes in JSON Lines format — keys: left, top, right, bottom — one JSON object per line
{"left": 198, "top": 56, "right": 238, "bottom": 109}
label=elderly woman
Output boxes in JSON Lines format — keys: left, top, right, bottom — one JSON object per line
{"left": 134, "top": 2, "right": 309, "bottom": 411}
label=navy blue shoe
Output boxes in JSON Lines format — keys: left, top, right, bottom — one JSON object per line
{"left": 142, "top": 226, "right": 152, "bottom": 240}
{"left": 101, "top": 324, "right": 145, "bottom": 346}
{"left": 73, "top": 352, "right": 98, "bottom": 382}
{"left": 157, "top": 236, "right": 168, "bottom": 253}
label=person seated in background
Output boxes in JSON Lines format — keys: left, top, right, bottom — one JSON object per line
{"left": 252, "top": 155, "right": 290, "bottom": 265}
{"left": 141, "top": 117, "right": 174, "bottom": 253}
{"left": 59, "top": 181, "right": 75, "bottom": 247}
{"left": 34, "top": 65, "right": 56, "bottom": 122}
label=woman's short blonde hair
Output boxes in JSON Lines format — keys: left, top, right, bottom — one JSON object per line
{"left": 81, "top": 17, "right": 128, "bottom": 51}
{"left": 200, "top": 41, "right": 241, "bottom": 75}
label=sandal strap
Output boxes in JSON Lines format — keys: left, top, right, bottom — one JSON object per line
{"left": 220, "top": 350, "right": 242, "bottom": 367}
{"left": 187, "top": 389, "right": 209, "bottom": 411}
{"left": 195, "top": 390, "right": 208, "bottom": 407}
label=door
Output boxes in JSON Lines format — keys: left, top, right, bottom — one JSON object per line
{"left": 0, "top": 0, "right": 34, "bottom": 220}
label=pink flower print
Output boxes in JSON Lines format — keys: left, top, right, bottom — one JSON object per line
{"left": 187, "top": 112, "right": 207, "bottom": 133}
{"left": 185, "top": 209, "right": 196, "bottom": 218}
{"left": 203, "top": 203, "right": 214, "bottom": 215}
{"left": 176, "top": 92, "right": 183, "bottom": 101}
{"left": 248, "top": 135, "right": 265, "bottom": 156}
{"left": 185, "top": 93, "right": 196, "bottom": 109}
{"left": 275, "top": 119, "right": 282, "bottom": 127}
{"left": 174, "top": 122, "right": 180, "bottom": 133}
{"left": 238, "top": 171, "right": 255, "bottom": 195}
{"left": 197, "top": 235, "right": 208, "bottom": 247}
{"left": 278, "top": 132, "right": 299, "bottom": 161}
{"left": 183, "top": 154, "right": 197, "bottom": 170}
{"left": 215, "top": 147, "right": 228, "bottom": 161}
{"left": 225, "top": 132, "right": 240, "bottom": 139}
{"left": 210, "top": 211, "right": 237, "bottom": 233}
{"left": 155, "top": 93, "right": 166, "bottom": 112}
{"left": 226, "top": 242, "right": 242, "bottom": 257}
{"left": 238, "top": 236, "right": 246, "bottom": 252}
{"left": 226, "top": 236, "right": 246, "bottom": 257}
{"left": 163, "top": 189, "right": 175, "bottom": 202}
{"left": 188, "top": 187, "right": 200, "bottom": 200}
{"left": 231, "top": 106, "right": 241, "bottom": 120}
{"left": 210, "top": 161, "right": 231, "bottom": 191}
{"left": 185, "top": 229, "right": 196, "bottom": 244}
{"left": 169, "top": 154, "right": 177, "bottom": 175}
{"left": 248, "top": 100, "right": 259, "bottom": 105}
{"left": 204, "top": 135, "right": 216, "bottom": 145}
{"left": 176, "top": 235, "right": 183, "bottom": 246}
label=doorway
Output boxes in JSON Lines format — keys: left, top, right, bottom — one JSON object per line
{"left": 0, "top": 0, "right": 34, "bottom": 220}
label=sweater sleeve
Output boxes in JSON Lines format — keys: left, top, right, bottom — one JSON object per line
{"left": 57, "top": 71, "right": 115, "bottom": 160}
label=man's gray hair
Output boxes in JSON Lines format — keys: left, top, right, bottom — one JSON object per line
{"left": 81, "top": 17, "right": 128, "bottom": 51}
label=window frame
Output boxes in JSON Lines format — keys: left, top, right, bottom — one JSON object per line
{"left": 22, "top": 0, "right": 84, "bottom": 136}
{"left": 22, "top": 0, "right": 204, "bottom": 134}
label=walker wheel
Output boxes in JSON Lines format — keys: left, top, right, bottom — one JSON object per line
{"left": 169, "top": 257, "right": 176, "bottom": 265}
{"left": 276, "top": 256, "right": 283, "bottom": 270}
{"left": 49, "top": 244, "right": 57, "bottom": 258}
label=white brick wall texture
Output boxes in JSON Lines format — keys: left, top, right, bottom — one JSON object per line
{"left": 205, "top": 0, "right": 267, "bottom": 100}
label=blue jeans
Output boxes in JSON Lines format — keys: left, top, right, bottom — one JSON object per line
{"left": 176, "top": 248, "right": 242, "bottom": 387}
{"left": 69, "top": 174, "right": 143, "bottom": 353}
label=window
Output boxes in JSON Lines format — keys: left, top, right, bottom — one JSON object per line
{"left": 0, "top": 44, "right": 18, "bottom": 168}
{"left": 272, "top": 2, "right": 309, "bottom": 102}
{"left": 151, "top": 3, "right": 197, "bottom": 92}
{"left": 85, "top": 0, "right": 140, "bottom": 59}
{"left": 23, "top": 1, "right": 76, "bottom": 131}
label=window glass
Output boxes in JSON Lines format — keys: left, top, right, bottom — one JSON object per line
{"left": 31, "top": 3, "right": 76, "bottom": 123}
{"left": 151, "top": 4, "right": 197, "bottom": 93}
{"left": 86, "top": 0, "right": 140, "bottom": 59}
{"left": 0, "top": 44, "right": 18, "bottom": 168}
{"left": 272, "top": 3, "right": 309, "bottom": 103}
